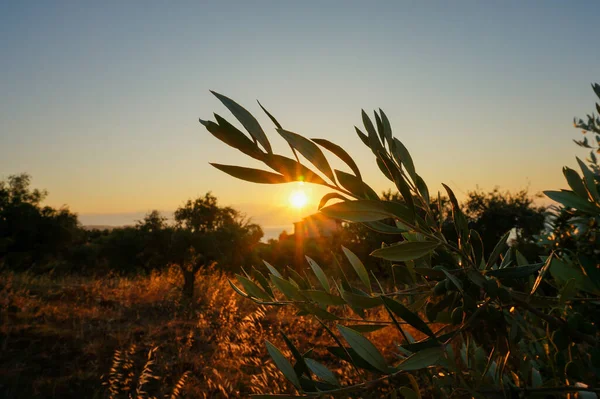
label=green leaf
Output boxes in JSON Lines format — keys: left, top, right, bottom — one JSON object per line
{"left": 342, "top": 246, "right": 371, "bottom": 293}
{"left": 337, "top": 324, "right": 389, "bottom": 373}
{"left": 439, "top": 268, "right": 464, "bottom": 294}
{"left": 318, "top": 192, "right": 349, "bottom": 210}
{"left": 326, "top": 346, "right": 382, "bottom": 373}
{"left": 374, "top": 111, "right": 385, "bottom": 145}
{"left": 544, "top": 190, "right": 599, "bottom": 213}
{"left": 370, "top": 241, "right": 439, "bottom": 262}
{"left": 252, "top": 268, "right": 274, "bottom": 298}
{"left": 312, "top": 138, "right": 362, "bottom": 179}
{"left": 280, "top": 332, "right": 310, "bottom": 377}
{"left": 563, "top": 166, "right": 590, "bottom": 199}
{"left": 335, "top": 169, "right": 379, "bottom": 200}
{"left": 211, "top": 91, "right": 272, "bottom": 153}
{"left": 302, "top": 290, "right": 346, "bottom": 306}
{"left": 379, "top": 109, "right": 393, "bottom": 147}
{"left": 415, "top": 174, "right": 430, "bottom": 204}
{"left": 515, "top": 250, "right": 528, "bottom": 267}
{"left": 202, "top": 116, "right": 264, "bottom": 160}
{"left": 485, "top": 231, "right": 510, "bottom": 270}
{"left": 304, "top": 358, "right": 340, "bottom": 386}
{"left": 469, "top": 230, "right": 484, "bottom": 268}
{"left": 355, "top": 126, "right": 370, "bottom": 147}
{"left": 363, "top": 220, "right": 408, "bottom": 234}
{"left": 485, "top": 263, "right": 544, "bottom": 279}
{"left": 395, "top": 347, "right": 443, "bottom": 371}
{"left": 265, "top": 340, "right": 301, "bottom": 388}
{"left": 577, "top": 157, "right": 600, "bottom": 203}
{"left": 392, "top": 138, "right": 416, "bottom": 182}
{"left": 228, "top": 279, "right": 250, "bottom": 298}
{"left": 210, "top": 163, "right": 287, "bottom": 184}
{"left": 381, "top": 296, "right": 435, "bottom": 338}
{"left": 277, "top": 128, "right": 335, "bottom": 182}
{"left": 346, "top": 324, "right": 388, "bottom": 333}
{"left": 257, "top": 100, "right": 282, "bottom": 129}
{"left": 320, "top": 200, "right": 413, "bottom": 224}
{"left": 442, "top": 183, "right": 469, "bottom": 241}
{"left": 235, "top": 274, "right": 272, "bottom": 301}
{"left": 340, "top": 290, "right": 382, "bottom": 308}
{"left": 301, "top": 303, "right": 340, "bottom": 320}
{"left": 264, "top": 154, "right": 328, "bottom": 185}
{"left": 270, "top": 274, "right": 305, "bottom": 301}
{"left": 305, "top": 256, "right": 330, "bottom": 292}
{"left": 263, "top": 260, "right": 283, "bottom": 278}
{"left": 558, "top": 278, "right": 577, "bottom": 306}
{"left": 549, "top": 257, "right": 600, "bottom": 294}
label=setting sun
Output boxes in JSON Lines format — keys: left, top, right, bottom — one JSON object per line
{"left": 289, "top": 189, "right": 308, "bottom": 209}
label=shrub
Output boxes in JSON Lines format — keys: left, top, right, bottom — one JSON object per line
{"left": 200, "top": 89, "right": 600, "bottom": 397}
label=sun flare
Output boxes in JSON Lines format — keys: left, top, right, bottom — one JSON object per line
{"left": 289, "top": 189, "right": 308, "bottom": 209}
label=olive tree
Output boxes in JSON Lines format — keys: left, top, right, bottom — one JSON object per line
{"left": 199, "top": 90, "right": 599, "bottom": 397}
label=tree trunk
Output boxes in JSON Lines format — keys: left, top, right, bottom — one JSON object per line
{"left": 182, "top": 268, "right": 196, "bottom": 300}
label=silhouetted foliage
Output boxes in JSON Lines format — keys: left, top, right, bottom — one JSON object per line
{"left": 0, "top": 173, "right": 81, "bottom": 272}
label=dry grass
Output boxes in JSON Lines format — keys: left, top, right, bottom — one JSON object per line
{"left": 0, "top": 267, "right": 425, "bottom": 398}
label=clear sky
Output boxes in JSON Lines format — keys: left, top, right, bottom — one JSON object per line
{"left": 1, "top": 1, "right": 599, "bottom": 234}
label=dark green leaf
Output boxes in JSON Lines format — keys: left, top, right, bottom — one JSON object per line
{"left": 277, "top": 128, "right": 335, "bottom": 182}
{"left": 312, "top": 138, "right": 362, "bottom": 179}
{"left": 318, "top": 192, "right": 349, "bottom": 210}
{"left": 235, "top": 274, "right": 272, "bottom": 301}
{"left": 270, "top": 274, "right": 305, "bottom": 300}
{"left": 302, "top": 290, "right": 345, "bottom": 306}
{"left": 381, "top": 296, "right": 435, "bottom": 338}
{"left": 346, "top": 324, "right": 388, "bottom": 333}
{"left": 485, "top": 263, "right": 544, "bottom": 279}
{"left": 326, "top": 346, "right": 381, "bottom": 373}
{"left": 265, "top": 340, "right": 301, "bottom": 388}
{"left": 563, "top": 167, "right": 590, "bottom": 199}
{"left": 280, "top": 332, "right": 310, "bottom": 377}
{"left": 304, "top": 358, "right": 339, "bottom": 386}
{"left": 337, "top": 324, "right": 389, "bottom": 373}
{"left": 392, "top": 138, "right": 416, "bottom": 182}
{"left": 251, "top": 268, "right": 274, "bottom": 298}
{"left": 544, "top": 190, "right": 599, "bottom": 213}
{"left": 469, "top": 230, "right": 484, "bottom": 269}
{"left": 439, "top": 268, "right": 463, "bottom": 294}
{"left": 415, "top": 175, "right": 430, "bottom": 204}
{"left": 442, "top": 183, "right": 469, "bottom": 241}
{"left": 342, "top": 246, "right": 371, "bottom": 293}
{"left": 355, "top": 126, "right": 370, "bottom": 147}
{"left": 335, "top": 169, "right": 379, "bottom": 200}
{"left": 210, "top": 163, "right": 287, "bottom": 184}
{"left": 264, "top": 154, "right": 327, "bottom": 185}
{"left": 321, "top": 200, "right": 413, "bottom": 224}
{"left": 257, "top": 100, "right": 282, "bottom": 129}
{"left": 211, "top": 91, "right": 272, "bottom": 153}
{"left": 370, "top": 241, "right": 439, "bottom": 262}
{"left": 379, "top": 109, "right": 393, "bottom": 147}
{"left": 305, "top": 256, "right": 330, "bottom": 292}
{"left": 374, "top": 111, "right": 385, "bottom": 145}
{"left": 340, "top": 290, "right": 381, "bottom": 308}
{"left": 577, "top": 157, "right": 600, "bottom": 203}
{"left": 485, "top": 231, "right": 510, "bottom": 270}
{"left": 395, "top": 347, "right": 443, "bottom": 371}
{"left": 202, "top": 116, "right": 264, "bottom": 160}
{"left": 228, "top": 279, "right": 250, "bottom": 298}
{"left": 263, "top": 260, "right": 283, "bottom": 278}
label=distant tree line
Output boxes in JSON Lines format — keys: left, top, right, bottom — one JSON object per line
{"left": 0, "top": 172, "right": 548, "bottom": 297}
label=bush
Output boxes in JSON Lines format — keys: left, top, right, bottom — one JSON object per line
{"left": 199, "top": 89, "right": 600, "bottom": 397}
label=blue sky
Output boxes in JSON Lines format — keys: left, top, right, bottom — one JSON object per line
{"left": 1, "top": 1, "right": 599, "bottom": 231}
